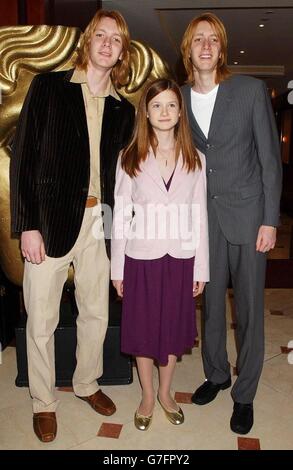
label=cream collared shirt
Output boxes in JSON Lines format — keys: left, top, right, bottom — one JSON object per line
{"left": 70, "top": 68, "right": 121, "bottom": 199}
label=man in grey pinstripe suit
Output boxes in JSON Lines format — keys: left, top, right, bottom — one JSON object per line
{"left": 181, "top": 12, "right": 282, "bottom": 434}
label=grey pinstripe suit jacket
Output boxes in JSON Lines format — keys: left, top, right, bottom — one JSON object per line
{"left": 182, "top": 75, "right": 282, "bottom": 244}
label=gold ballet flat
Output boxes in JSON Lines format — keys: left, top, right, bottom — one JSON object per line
{"left": 134, "top": 410, "right": 153, "bottom": 431}
{"left": 157, "top": 395, "right": 184, "bottom": 425}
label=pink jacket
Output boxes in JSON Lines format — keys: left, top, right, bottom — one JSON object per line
{"left": 111, "top": 149, "right": 209, "bottom": 282}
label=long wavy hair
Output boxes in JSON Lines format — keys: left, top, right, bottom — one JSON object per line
{"left": 181, "top": 12, "right": 231, "bottom": 85}
{"left": 121, "top": 78, "right": 201, "bottom": 177}
{"left": 75, "top": 10, "right": 131, "bottom": 88}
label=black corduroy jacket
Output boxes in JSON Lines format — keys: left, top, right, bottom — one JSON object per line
{"left": 10, "top": 69, "right": 135, "bottom": 258}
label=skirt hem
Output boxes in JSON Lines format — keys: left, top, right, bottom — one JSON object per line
{"left": 121, "top": 345, "right": 195, "bottom": 367}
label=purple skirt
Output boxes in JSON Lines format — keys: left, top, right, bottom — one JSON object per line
{"left": 121, "top": 254, "right": 197, "bottom": 366}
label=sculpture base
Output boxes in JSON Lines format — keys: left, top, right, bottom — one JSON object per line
{"left": 15, "top": 293, "right": 133, "bottom": 387}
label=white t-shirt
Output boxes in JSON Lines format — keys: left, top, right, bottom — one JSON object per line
{"left": 191, "top": 85, "right": 219, "bottom": 138}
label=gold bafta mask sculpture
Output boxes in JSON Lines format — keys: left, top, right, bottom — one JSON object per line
{"left": 0, "top": 25, "right": 171, "bottom": 286}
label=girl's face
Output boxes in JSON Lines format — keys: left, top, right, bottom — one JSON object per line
{"left": 147, "top": 89, "right": 180, "bottom": 133}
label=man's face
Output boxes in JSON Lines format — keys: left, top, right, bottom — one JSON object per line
{"left": 189, "top": 21, "right": 221, "bottom": 75}
{"left": 88, "top": 17, "right": 123, "bottom": 71}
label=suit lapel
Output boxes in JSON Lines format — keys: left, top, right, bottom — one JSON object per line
{"left": 168, "top": 153, "right": 184, "bottom": 195}
{"left": 141, "top": 151, "right": 186, "bottom": 195}
{"left": 208, "top": 79, "right": 233, "bottom": 141}
{"left": 101, "top": 96, "right": 122, "bottom": 146}
{"left": 182, "top": 85, "right": 207, "bottom": 145}
{"left": 140, "top": 150, "right": 167, "bottom": 194}
{"left": 100, "top": 96, "right": 124, "bottom": 171}
{"left": 63, "top": 73, "right": 88, "bottom": 141}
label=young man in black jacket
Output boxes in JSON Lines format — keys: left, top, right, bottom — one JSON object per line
{"left": 10, "top": 9, "right": 135, "bottom": 442}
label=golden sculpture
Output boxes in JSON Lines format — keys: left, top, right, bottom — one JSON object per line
{"left": 0, "top": 25, "right": 171, "bottom": 286}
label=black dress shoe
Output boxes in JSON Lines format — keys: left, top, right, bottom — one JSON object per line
{"left": 230, "top": 402, "right": 253, "bottom": 435}
{"left": 191, "top": 377, "right": 231, "bottom": 405}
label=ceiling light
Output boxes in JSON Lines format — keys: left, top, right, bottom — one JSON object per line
{"left": 259, "top": 24, "right": 265, "bottom": 28}
{"left": 240, "top": 50, "right": 245, "bottom": 54}
{"left": 234, "top": 61, "right": 238, "bottom": 65}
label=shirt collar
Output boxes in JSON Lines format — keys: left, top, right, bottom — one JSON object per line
{"left": 70, "top": 68, "right": 121, "bottom": 101}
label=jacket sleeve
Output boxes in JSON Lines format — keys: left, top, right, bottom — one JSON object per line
{"left": 10, "top": 75, "right": 45, "bottom": 233}
{"left": 111, "top": 156, "right": 133, "bottom": 280}
{"left": 252, "top": 80, "right": 282, "bottom": 227}
{"left": 192, "top": 151, "right": 209, "bottom": 282}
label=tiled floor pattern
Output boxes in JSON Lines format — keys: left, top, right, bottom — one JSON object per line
{"left": 238, "top": 437, "right": 261, "bottom": 450}
{"left": 0, "top": 289, "right": 292, "bottom": 450}
{"left": 97, "top": 423, "right": 123, "bottom": 439}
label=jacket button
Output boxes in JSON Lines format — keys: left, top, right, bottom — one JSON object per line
{"left": 208, "top": 168, "right": 214, "bottom": 173}
{"left": 206, "top": 143, "right": 211, "bottom": 149}
{"left": 211, "top": 195, "right": 218, "bottom": 199}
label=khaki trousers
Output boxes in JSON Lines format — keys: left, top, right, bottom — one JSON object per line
{"left": 23, "top": 206, "right": 110, "bottom": 413}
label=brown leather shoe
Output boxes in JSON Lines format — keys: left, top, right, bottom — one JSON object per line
{"left": 33, "top": 412, "right": 57, "bottom": 442}
{"left": 77, "top": 389, "right": 116, "bottom": 416}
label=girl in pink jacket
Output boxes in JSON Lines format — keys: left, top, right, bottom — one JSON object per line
{"left": 111, "top": 78, "right": 209, "bottom": 431}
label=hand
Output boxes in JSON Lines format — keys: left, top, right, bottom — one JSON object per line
{"left": 21, "top": 230, "right": 46, "bottom": 264}
{"left": 193, "top": 281, "right": 205, "bottom": 297}
{"left": 112, "top": 280, "right": 123, "bottom": 297}
{"left": 256, "top": 225, "right": 277, "bottom": 252}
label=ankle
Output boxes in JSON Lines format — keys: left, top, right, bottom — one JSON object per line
{"left": 141, "top": 390, "right": 155, "bottom": 403}
{"left": 158, "top": 391, "right": 178, "bottom": 409}
{"left": 157, "top": 389, "right": 171, "bottom": 401}
{"left": 138, "top": 398, "right": 154, "bottom": 416}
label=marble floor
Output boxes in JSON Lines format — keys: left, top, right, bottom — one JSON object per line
{"left": 0, "top": 289, "right": 292, "bottom": 451}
